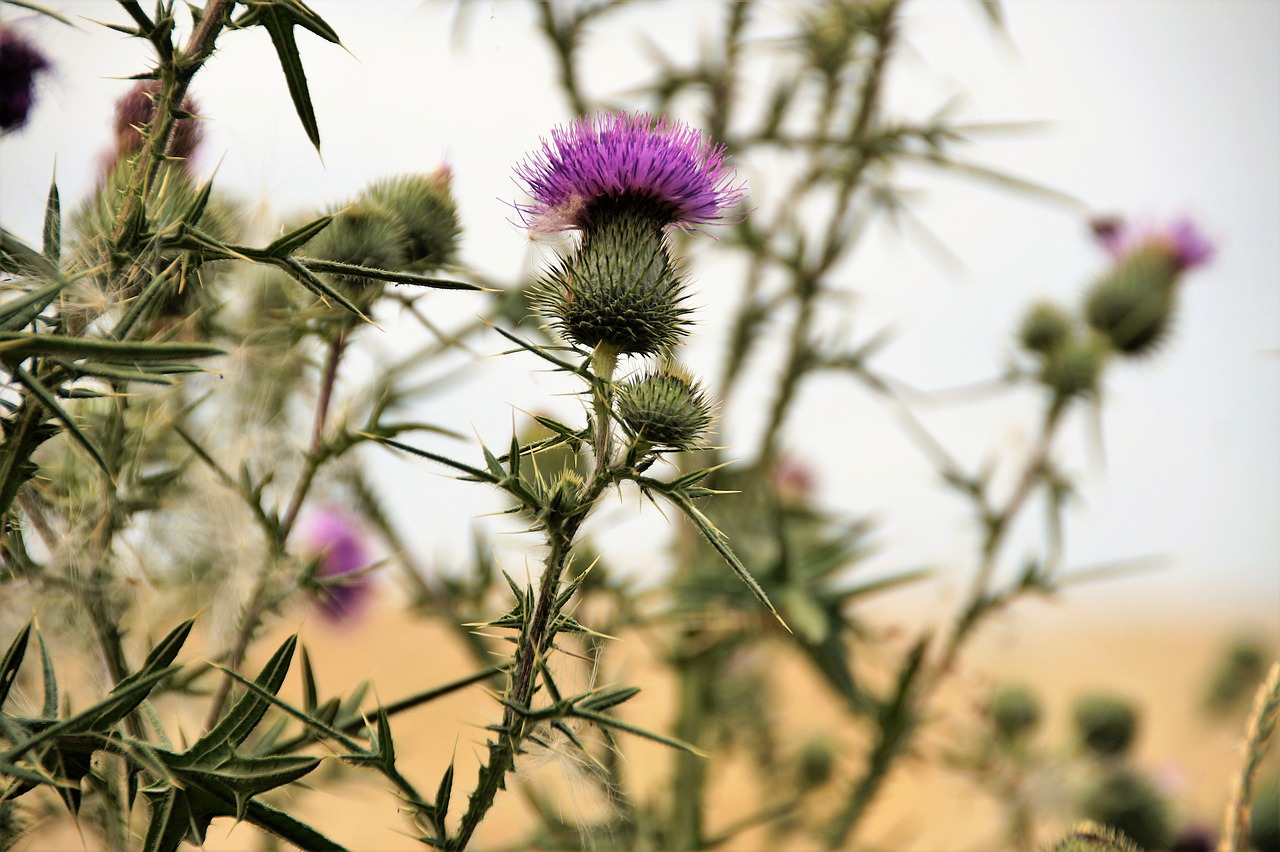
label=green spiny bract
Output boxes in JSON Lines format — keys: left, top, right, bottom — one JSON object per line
{"left": 1042, "top": 822, "right": 1140, "bottom": 852}
{"left": 1084, "top": 245, "right": 1180, "bottom": 356}
{"left": 365, "top": 170, "right": 460, "bottom": 271}
{"left": 534, "top": 200, "right": 691, "bottom": 357}
{"left": 1073, "top": 692, "right": 1138, "bottom": 758}
{"left": 617, "top": 367, "right": 713, "bottom": 451}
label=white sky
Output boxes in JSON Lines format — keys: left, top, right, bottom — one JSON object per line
{"left": 1, "top": 0, "right": 1277, "bottom": 623}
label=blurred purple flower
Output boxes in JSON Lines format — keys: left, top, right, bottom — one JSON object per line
{"left": 515, "top": 112, "right": 744, "bottom": 233}
{"left": 1091, "top": 215, "right": 1214, "bottom": 272}
{"left": 296, "top": 508, "right": 375, "bottom": 623}
{"left": 0, "top": 27, "right": 51, "bottom": 131}
{"left": 1169, "top": 825, "right": 1216, "bottom": 852}
{"left": 109, "top": 80, "right": 203, "bottom": 171}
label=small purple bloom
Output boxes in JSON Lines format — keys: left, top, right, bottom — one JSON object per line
{"left": 0, "top": 27, "right": 51, "bottom": 131}
{"left": 296, "top": 507, "right": 374, "bottom": 623}
{"left": 515, "top": 113, "right": 745, "bottom": 233}
{"left": 1090, "top": 215, "right": 1214, "bottom": 272}
{"left": 110, "top": 81, "right": 204, "bottom": 170}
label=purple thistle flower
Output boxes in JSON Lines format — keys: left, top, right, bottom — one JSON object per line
{"left": 515, "top": 113, "right": 745, "bottom": 233}
{"left": 1091, "top": 215, "right": 1214, "bottom": 272}
{"left": 296, "top": 507, "right": 375, "bottom": 623}
{"left": 110, "top": 81, "right": 204, "bottom": 171}
{"left": 0, "top": 27, "right": 51, "bottom": 131}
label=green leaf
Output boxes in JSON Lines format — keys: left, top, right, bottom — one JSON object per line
{"left": 191, "top": 634, "right": 297, "bottom": 761}
{"left": 0, "top": 278, "right": 68, "bottom": 332}
{"left": 255, "top": 5, "right": 324, "bottom": 150}
{"left": 0, "top": 332, "right": 223, "bottom": 363}
{"left": 37, "top": 630, "right": 57, "bottom": 719}
{"left": 281, "top": 257, "right": 367, "bottom": 319}
{"left": 0, "top": 622, "right": 32, "bottom": 709}
{"left": 266, "top": 213, "right": 333, "bottom": 256}
{"left": 434, "top": 756, "right": 454, "bottom": 823}
{"left": 573, "top": 707, "right": 705, "bottom": 756}
{"left": 41, "top": 176, "right": 60, "bottom": 264}
{"left": 0, "top": 0, "right": 76, "bottom": 27}
{"left": 8, "top": 364, "right": 111, "bottom": 477}
{"left": 112, "top": 258, "right": 183, "bottom": 341}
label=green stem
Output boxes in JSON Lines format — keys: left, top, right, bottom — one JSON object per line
{"left": 591, "top": 344, "right": 619, "bottom": 476}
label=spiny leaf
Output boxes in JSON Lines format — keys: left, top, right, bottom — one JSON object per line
{"left": 191, "top": 634, "right": 297, "bottom": 761}
{"left": 0, "top": 278, "right": 67, "bottom": 331}
{"left": 0, "top": 622, "right": 32, "bottom": 709}
{"left": 266, "top": 213, "right": 333, "bottom": 256}
{"left": 41, "top": 175, "right": 60, "bottom": 264}
{"left": 9, "top": 364, "right": 111, "bottom": 477}
{"left": 254, "top": 5, "right": 324, "bottom": 150}
{"left": 0, "top": 332, "right": 223, "bottom": 363}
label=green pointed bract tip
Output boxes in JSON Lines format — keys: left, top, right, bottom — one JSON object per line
{"left": 363, "top": 169, "right": 460, "bottom": 271}
{"left": 617, "top": 366, "right": 713, "bottom": 451}
{"left": 534, "top": 198, "right": 691, "bottom": 357}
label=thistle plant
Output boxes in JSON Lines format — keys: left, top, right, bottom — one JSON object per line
{"left": 0, "top": 1, "right": 1251, "bottom": 850}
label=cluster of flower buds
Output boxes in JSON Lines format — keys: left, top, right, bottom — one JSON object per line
{"left": 516, "top": 113, "right": 743, "bottom": 454}
{"left": 1016, "top": 217, "right": 1212, "bottom": 401}
{"left": 305, "top": 166, "right": 459, "bottom": 310}
{"left": 0, "top": 26, "right": 50, "bottom": 131}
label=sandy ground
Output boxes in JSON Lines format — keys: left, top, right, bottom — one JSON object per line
{"left": 11, "top": 599, "right": 1278, "bottom": 851}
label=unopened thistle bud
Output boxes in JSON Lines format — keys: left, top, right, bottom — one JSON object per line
{"left": 365, "top": 167, "right": 460, "bottom": 271}
{"left": 1041, "top": 339, "right": 1105, "bottom": 401}
{"left": 1080, "top": 769, "right": 1172, "bottom": 851}
{"left": 1019, "top": 300, "right": 1074, "bottom": 356}
{"left": 1073, "top": 693, "right": 1138, "bottom": 757}
{"left": 305, "top": 203, "right": 407, "bottom": 308}
{"left": 617, "top": 367, "right": 714, "bottom": 451}
{"left": 0, "top": 27, "right": 50, "bottom": 131}
{"left": 1084, "top": 216, "right": 1213, "bottom": 356}
{"left": 989, "top": 682, "right": 1042, "bottom": 741}
{"left": 516, "top": 113, "right": 744, "bottom": 358}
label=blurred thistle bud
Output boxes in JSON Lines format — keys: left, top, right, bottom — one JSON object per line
{"left": 617, "top": 366, "right": 714, "bottom": 452}
{"left": 1041, "top": 338, "right": 1106, "bottom": 401}
{"left": 296, "top": 507, "right": 376, "bottom": 623}
{"left": 0, "top": 27, "right": 50, "bottom": 131}
{"left": 1043, "top": 822, "right": 1140, "bottom": 852}
{"left": 1084, "top": 216, "right": 1213, "bottom": 356}
{"left": 1073, "top": 693, "right": 1138, "bottom": 758}
{"left": 772, "top": 457, "right": 817, "bottom": 506}
{"left": 1019, "top": 300, "right": 1074, "bottom": 356}
{"left": 988, "top": 682, "right": 1042, "bottom": 742}
{"left": 795, "top": 736, "right": 836, "bottom": 789}
{"left": 1252, "top": 776, "right": 1280, "bottom": 852}
{"left": 305, "top": 202, "right": 407, "bottom": 309}
{"left": 1079, "top": 768, "right": 1173, "bottom": 851}
{"left": 1168, "top": 825, "right": 1216, "bottom": 852}
{"left": 517, "top": 113, "right": 743, "bottom": 357}
{"left": 110, "top": 81, "right": 203, "bottom": 171}
{"left": 364, "top": 167, "right": 460, "bottom": 271}
{"left": 1203, "top": 636, "right": 1268, "bottom": 713}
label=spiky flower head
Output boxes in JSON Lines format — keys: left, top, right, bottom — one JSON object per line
{"left": 1073, "top": 692, "right": 1138, "bottom": 757}
{"left": 516, "top": 113, "right": 744, "bottom": 234}
{"left": 617, "top": 366, "right": 714, "bottom": 451}
{"left": 1080, "top": 769, "right": 1172, "bottom": 851}
{"left": 988, "top": 682, "right": 1042, "bottom": 742}
{"left": 1019, "top": 300, "right": 1074, "bottom": 356}
{"left": 1044, "top": 822, "right": 1140, "bottom": 852}
{"left": 0, "top": 27, "right": 50, "bottom": 131}
{"left": 296, "top": 507, "right": 375, "bottom": 623}
{"left": 111, "top": 81, "right": 204, "bottom": 169}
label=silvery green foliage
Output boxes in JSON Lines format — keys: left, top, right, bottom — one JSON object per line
{"left": 1, "top": 1, "right": 1230, "bottom": 851}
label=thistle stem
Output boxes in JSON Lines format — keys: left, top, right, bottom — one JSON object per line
{"left": 591, "top": 343, "right": 619, "bottom": 476}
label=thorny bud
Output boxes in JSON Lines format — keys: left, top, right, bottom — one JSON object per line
{"left": 617, "top": 366, "right": 714, "bottom": 452}
{"left": 1073, "top": 692, "right": 1138, "bottom": 758}
{"left": 305, "top": 202, "right": 408, "bottom": 308}
{"left": 988, "top": 682, "right": 1042, "bottom": 742}
{"left": 1019, "top": 300, "right": 1074, "bottom": 356}
{"left": 365, "top": 167, "right": 461, "bottom": 271}
{"left": 1084, "top": 216, "right": 1213, "bottom": 357}
{"left": 1041, "top": 339, "right": 1105, "bottom": 401}
{"left": 795, "top": 736, "right": 836, "bottom": 789}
